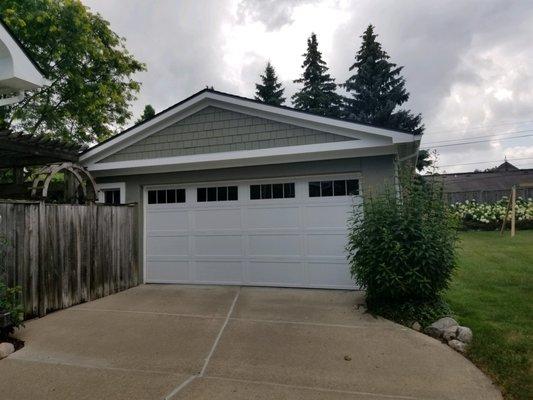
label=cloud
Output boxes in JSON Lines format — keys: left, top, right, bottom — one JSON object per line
{"left": 83, "top": 0, "right": 238, "bottom": 118}
{"left": 236, "top": 0, "right": 318, "bottom": 31}
{"left": 323, "top": 0, "right": 533, "bottom": 171}
{"left": 80, "top": 0, "right": 533, "bottom": 171}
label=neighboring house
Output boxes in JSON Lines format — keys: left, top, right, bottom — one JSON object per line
{"left": 80, "top": 89, "right": 420, "bottom": 289}
{"left": 0, "top": 19, "right": 48, "bottom": 106}
{"left": 430, "top": 161, "right": 533, "bottom": 204}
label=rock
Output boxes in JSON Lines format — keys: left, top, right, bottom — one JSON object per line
{"left": 0, "top": 342, "right": 15, "bottom": 359}
{"left": 424, "top": 317, "right": 458, "bottom": 339}
{"left": 411, "top": 322, "right": 421, "bottom": 332}
{"left": 456, "top": 326, "right": 473, "bottom": 344}
{"left": 442, "top": 326, "right": 458, "bottom": 342}
{"left": 355, "top": 304, "right": 367, "bottom": 313}
{"left": 344, "top": 355, "right": 352, "bottom": 361}
{"left": 448, "top": 339, "right": 467, "bottom": 353}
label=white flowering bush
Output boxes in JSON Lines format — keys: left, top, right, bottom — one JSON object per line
{"left": 451, "top": 197, "right": 533, "bottom": 230}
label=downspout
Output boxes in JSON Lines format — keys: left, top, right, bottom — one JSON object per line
{"left": 395, "top": 135, "right": 421, "bottom": 196}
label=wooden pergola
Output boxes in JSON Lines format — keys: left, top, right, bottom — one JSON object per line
{"left": 0, "top": 130, "right": 97, "bottom": 202}
{"left": 0, "top": 130, "right": 81, "bottom": 168}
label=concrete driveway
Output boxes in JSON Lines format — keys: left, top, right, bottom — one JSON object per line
{"left": 0, "top": 285, "right": 501, "bottom": 400}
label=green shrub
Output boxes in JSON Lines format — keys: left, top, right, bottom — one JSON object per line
{"left": 0, "top": 235, "right": 24, "bottom": 336}
{"left": 347, "top": 173, "right": 459, "bottom": 325}
{"left": 370, "top": 298, "right": 452, "bottom": 328}
{"left": 0, "top": 282, "right": 23, "bottom": 336}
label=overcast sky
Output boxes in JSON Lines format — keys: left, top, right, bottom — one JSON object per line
{"left": 83, "top": 0, "right": 533, "bottom": 172}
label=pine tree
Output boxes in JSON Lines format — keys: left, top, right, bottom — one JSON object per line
{"left": 292, "top": 33, "right": 343, "bottom": 117}
{"left": 136, "top": 104, "right": 156, "bottom": 124}
{"left": 255, "top": 62, "right": 286, "bottom": 106}
{"left": 343, "top": 25, "right": 423, "bottom": 135}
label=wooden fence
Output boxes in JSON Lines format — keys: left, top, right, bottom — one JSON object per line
{"left": 445, "top": 187, "right": 533, "bottom": 204}
{"left": 0, "top": 201, "right": 139, "bottom": 318}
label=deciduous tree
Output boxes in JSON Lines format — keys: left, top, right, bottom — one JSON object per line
{"left": 0, "top": 0, "right": 145, "bottom": 144}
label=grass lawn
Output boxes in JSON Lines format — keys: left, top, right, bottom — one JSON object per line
{"left": 445, "top": 230, "right": 533, "bottom": 400}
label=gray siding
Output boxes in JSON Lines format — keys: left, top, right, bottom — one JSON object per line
{"left": 100, "top": 106, "right": 351, "bottom": 163}
{"left": 95, "top": 155, "right": 395, "bottom": 272}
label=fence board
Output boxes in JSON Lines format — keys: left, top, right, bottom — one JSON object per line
{"left": 0, "top": 201, "right": 138, "bottom": 318}
{"left": 445, "top": 188, "right": 533, "bottom": 204}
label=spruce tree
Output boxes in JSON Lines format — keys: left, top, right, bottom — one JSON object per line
{"left": 343, "top": 25, "right": 423, "bottom": 135}
{"left": 292, "top": 33, "right": 343, "bottom": 117}
{"left": 136, "top": 104, "right": 156, "bottom": 124}
{"left": 255, "top": 62, "right": 286, "bottom": 106}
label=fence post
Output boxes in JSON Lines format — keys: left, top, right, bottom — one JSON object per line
{"left": 37, "top": 201, "right": 46, "bottom": 317}
{"left": 511, "top": 185, "right": 516, "bottom": 237}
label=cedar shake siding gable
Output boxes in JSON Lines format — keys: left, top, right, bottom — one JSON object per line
{"left": 99, "top": 106, "right": 352, "bottom": 163}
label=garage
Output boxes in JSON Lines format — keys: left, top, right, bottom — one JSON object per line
{"left": 82, "top": 90, "right": 420, "bottom": 290}
{"left": 144, "top": 175, "right": 361, "bottom": 289}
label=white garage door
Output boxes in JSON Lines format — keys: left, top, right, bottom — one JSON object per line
{"left": 144, "top": 175, "right": 360, "bottom": 289}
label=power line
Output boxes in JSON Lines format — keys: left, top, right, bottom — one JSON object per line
{"left": 427, "top": 119, "right": 533, "bottom": 134}
{"left": 421, "top": 133, "right": 533, "bottom": 149}
{"left": 423, "top": 129, "right": 533, "bottom": 145}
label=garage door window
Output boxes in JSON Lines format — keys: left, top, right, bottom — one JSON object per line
{"left": 148, "top": 189, "right": 186, "bottom": 204}
{"left": 250, "top": 183, "right": 295, "bottom": 200}
{"left": 197, "top": 186, "right": 238, "bottom": 202}
{"left": 309, "top": 179, "right": 359, "bottom": 197}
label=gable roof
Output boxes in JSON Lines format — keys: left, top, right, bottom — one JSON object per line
{"left": 494, "top": 160, "right": 519, "bottom": 172}
{"left": 0, "top": 18, "right": 46, "bottom": 77}
{"left": 0, "top": 17, "right": 48, "bottom": 102}
{"left": 81, "top": 88, "right": 421, "bottom": 165}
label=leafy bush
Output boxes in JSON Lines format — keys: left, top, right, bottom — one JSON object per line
{"left": 369, "top": 298, "right": 452, "bottom": 328}
{"left": 0, "top": 235, "right": 23, "bottom": 336}
{"left": 451, "top": 197, "right": 533, "bottom": 231}
{"left": 0, "top": 282, "right": 23, "bottom": 336}
{"left": 347, "top": 173, "right": 459, "bottom": 326}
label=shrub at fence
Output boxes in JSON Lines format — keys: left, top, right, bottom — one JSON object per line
{"left": 451, "top": 197, "right": 533, "bottom": 230}
{"left": 0, "top": 233, "right": 23, "bottom": 336}
{"left": 346, "top": 175, "right": 459, "bottom": 327}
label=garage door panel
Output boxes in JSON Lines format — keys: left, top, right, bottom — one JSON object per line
{"left": 245, "top": 206, "right": 299, "bottom": 229}
{"left": 194, "top": 261, "right": 243, "bottom": 283}
{"left": 194, "top": 235, "right": 243, "bottom": 256}
{"left": 306, "top": 234, "right": 347, "bottom": 257}
{"left": 147, "top": 210, "right": 188, "bottom": 231}
{"left": 147, "top": 236, "right": 189, "bottom": 256}
{"left": 307, "top": 262, "right": 353, "bottom": 288}
{"left": 145, "top": 177, "right": 357, "bottom": 289}
{"left": 247, "top": 261, "right": 305, "bottom": 285}
{"left": 248, "top": 234, "right": 300, "bottom": 257}
{"left": 194, "top": 208, "right": 241, "bottom": 230}
{"left": 145, "top": 260, "right": 189, "bottom": 282}
{"left": 303, "top": 205, "right": 351, "bottom": 229}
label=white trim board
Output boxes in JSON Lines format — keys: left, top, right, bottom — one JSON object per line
{"left": 88, "top": 142, "right": 397, "bottom": 177}
{"left": 0, "top": 21, "right": 49, "bottom": 90}
{"left": 80, "top": 90, "right": 421, "bottom": 165}
{"left": 96, "top": 182, "right": 126, "bottom": 204}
